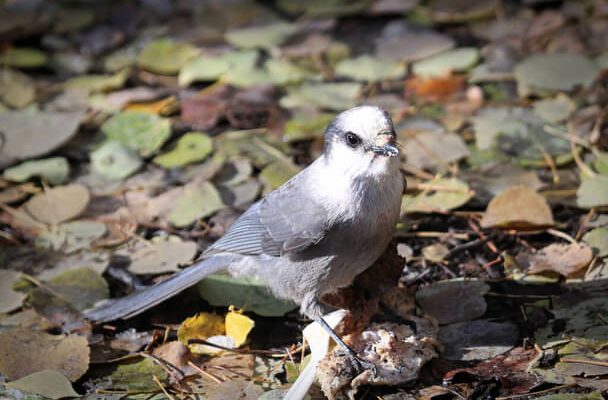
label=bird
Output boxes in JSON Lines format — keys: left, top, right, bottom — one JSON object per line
{"left": 86, "top": 105, "right": 404, "bottom": 369}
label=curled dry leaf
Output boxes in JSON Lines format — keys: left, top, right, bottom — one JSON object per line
{"left": 521, "top": 243, "right": 594, "bottom": 278}
{"left": 0, "top": 329, "right": 89, "bottom": 381}
{"left": 24, "top": 184, "right": 90, "bottom": 225}
{"left": 480, "top": 186, "right": 554, "bottom": 230}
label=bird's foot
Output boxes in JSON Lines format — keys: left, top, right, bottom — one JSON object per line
{"left": 344, "top": 347, "right": 377, "bottom": 376}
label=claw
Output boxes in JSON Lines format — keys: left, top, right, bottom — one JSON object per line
{"left": 348, "top": 352, "right": 377, "bottom": 376}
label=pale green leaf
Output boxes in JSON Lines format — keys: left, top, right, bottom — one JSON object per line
{"left": 101, "top": 111, "right": 171, "bottom": 156}
{"left": 3, "top": 157, "right": 69, "bottom": 185}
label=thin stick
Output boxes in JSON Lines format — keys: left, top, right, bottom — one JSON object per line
{"left": 568, "top": 126, "right": 596, "bottom": 178}
{"left": 187, "top": 361, "right": 223, "bottom": 384}
{"left": 546, "top": 228, "right": 578, "bottom": 244}
{"left": 575, "top": 208, "right": 596, "bottom": 241}
{"left": 496, "top": 383, "right": 577, "bottom": 400}
{"left": 152, "top": 374, "right": 175, "bottom": 400}
{"left": 560, "top": 357, "right": 608, "bottom": 367}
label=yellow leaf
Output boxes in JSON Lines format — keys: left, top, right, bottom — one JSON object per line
{"left": 177, "top": 312, "right": 225, "bottom": 346}
{"left": 225, "top": 308, "right": 254, "bottom": 347}
{"left": 124, "top": 96, "right": 176, "bottom": 115}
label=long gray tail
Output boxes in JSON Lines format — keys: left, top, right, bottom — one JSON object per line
{"left": 84, "top": 255, "right": 233, "bottom": 323}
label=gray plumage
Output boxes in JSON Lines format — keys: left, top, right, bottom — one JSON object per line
{"left": 85, "top": 106, "right": 403, "bottom": 323}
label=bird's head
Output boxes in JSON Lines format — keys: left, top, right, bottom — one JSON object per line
{"left": 323, "top": 106, "right": 399, "bottom": 177}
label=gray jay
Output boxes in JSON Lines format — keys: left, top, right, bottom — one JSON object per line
{"left": 86, "top": 105, "right": 403, "bottom": 367}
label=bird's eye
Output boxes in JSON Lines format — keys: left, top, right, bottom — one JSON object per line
{"left": 345, "top": 132, "right": 361, "bottom": 147}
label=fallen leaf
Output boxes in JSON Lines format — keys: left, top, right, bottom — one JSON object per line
{"left": 335, "top": 54, "right": 405, "bottom": 82}
{"left": 137, "top": 38, "right": 199, "bottom": 75}
{"left": 178, "top": 312, "right": 225, "bottom": 349}
{"left": 152, "top": 341, "right": 191, "bottom": 368}
{"left": 225, "top": 308, "right": 255, "bottom": 347}
{"left": 283, "top": 111, "right": 334, "bottom": 142}
{"left": 583, "top": 227, "right": 608, "bottom": 257}
{"left": 376, "top": 31, "right": 455, "bottom": 62}
{"left": 402, "top": 177, "right": 473, "bottom": 214}
{"left": 43, "top": 267, "right": 109, "bottom": 311}
{"left": 0, "top": 69, "right": 35, "bottom": 108}
{"left": 36, "top": 220, "right": 107, "bottom": 253}
{"left": 533, "top": 94, "right": 576, "bottom": 123}
{"left": 225, "top": 22, "right": 297, "bottom": 49}
{"left": 405, "top": 75, "right": 464, "bottom": 99}
{"left": 0, "top": 329, "right": 89, "bottom": 381}
{"left": 153, "top": 132, "right": 213, "bottom": 168}
{"left": 3, "top": 157, "right": 70, "bottom": 185}
{"left": 90, "top": 141, "right": 142, "bottom": 180}
{"left": 523, "top": 243, "right": 593, "bottom": 278}
{"left": 480, "top": 186, "right": 554, "bottom": 229}
{"left": 178, "top": 50, "right": 258, "bottom": 87}
{"left": 118, "top": 236, "right": 197, "bottom": 274}
{"left": 108, "top": 358, "right": 168, "bottom": 392}
{"left": 0, "top": 110, "right": 83, "bottom": 169}
{"left": 280, "top": 82, "right": 362, "bottom": 111}
{"left": 259, "top": 160, "right": 299, "bottom": 192}
{"left": 166, "top": 181, "right": 225, "bottom": 227}
{"left": 416, "top": 279, "right": 489, "bottom": 324}
{"left": 514, "top": 53, "right": 599, "bottom": 96}
{"left": 401, "top": 129, "right": 470, "bottom": 171}
{"left": 204, "top": 380, "right": 263, "bottom": 400}
{"left": 439, "top": 320, "right": 519, "bottom": 361}
{"left": 0, "top": 47, "right": 48, "bottom": 68}
{"left": 24, "top": 184, "right": 90, "bottom": 225}
{"left": 0, "top": 270, "right": 25, "bottom": 313}
{"left": 197, "top": 274, "right": 297, "bottom": 317}
{"left": 412, "top": 47, "right": 479, "bottom": 77}
{"left": 5, "top": 370, "right": 79, "bottom": 399}
{"left": 577, "top": 175, "right": 608, "bottom": 208}
{"left": 64, "top": 68, "right": 129, "bottom": 93}
{"left": 101, "top": 111, "right": 171, "bottom": 157}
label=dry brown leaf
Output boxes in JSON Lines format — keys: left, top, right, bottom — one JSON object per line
{"left": 522, "top": 243, "right": 594, "bottom": 278}
{"left": 0, "top": 329, "right": 89, "bottom": 381}
{"left": 405, "top": 75, "right": 464, "bottom": 100}
{"left": 480, "top": 186, "right": 554, "bottom": 230}
{"left": 24, "top": 184, "right": 90, "bottom": 225}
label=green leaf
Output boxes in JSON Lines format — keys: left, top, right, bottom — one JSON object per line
{"left": 593, "top": 151, "right": 608, "bottom": 175}
{"left": 154, "top": 132, "right": 213, "bottom": 168}
{"left": 6, "top": 370, "right": 78, "bottom": 399}
{"left": 225, "top": 22, "right": 297, "bottom": 49}
{"left": 3, "top": 157, "right": 69, "bottom": 185}
{"left": 265, "top": 58, "right": 315, "bottom": 84}
{"left": 402, "top": 178, "right": 472, "bottom": 214}
{"left": 46, "top": 267, "right": 109, "bottom": 311}
{"left": 514, "top": 53, "right": 599, "bottom": 96}
{"left": 0, "top": 69, "right": 35, "bottom": 108}
{"left": 412, "top": 47, "right": 479, "bottom": 77}
{"left": 0, "top": 48, "right": 48, "bottom": 68}
{"left": 64, "top": 68, "right": 129, "bottom": 93}
{"left": 577, "top": 175, "right": 608, "bottom": 208}
{"left": 91, "top": 141, "right": 142, "bottom": 180}
{"left": 178, "top": 50, "right": 258, "bottom": 86}
{"left": 167, "top": 181, "right": 225, "bottom": 227}
{"left": 101, "top": 111, "right": 171, "bottom": 156}
{"left": 533, "top": 94, "right": 575, "bottom": 123}
{"left": 583, "top": 227, "right": 608, "bottom": 257}
{"left": 36, "top": 220, "right": 107, "bottom": 254}
{"left": 283, "top": 111, "right": 334, "bottom": 142}
{"left": 259, "top": 160, "right": 299, "bottom": 192}
{"left": 197, "top": 274, "right": 298, "bottom": 316}
{"left": 109, "top": 359, "right": 168, "bottom": 392}
{"left": 335, "top": 54, "right": 406, "bottom": 82}
{"left": 137, "top": 38, "right": 199, "bottom": 75}
{"left": 281, "top": 82, "right": 362, "bottom": 110}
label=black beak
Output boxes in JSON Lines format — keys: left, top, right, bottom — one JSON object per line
{"left": 370, "top": 143, "right": 399, "bottom": 157}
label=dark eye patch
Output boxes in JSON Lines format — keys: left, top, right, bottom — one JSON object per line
{"left": 344, "top": 131, "right": 361, "bottom": 147}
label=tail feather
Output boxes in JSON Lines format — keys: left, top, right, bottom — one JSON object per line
{"left": 85, "top": 255, "right": 232, "bottom": 323}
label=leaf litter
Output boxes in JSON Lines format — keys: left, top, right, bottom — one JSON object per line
{"left": 1, "top": 0, "right": 608, "bottom": 399}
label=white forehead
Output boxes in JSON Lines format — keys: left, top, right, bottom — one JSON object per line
{"left": 333, "top": 106, "right": 392, "bottom": 139}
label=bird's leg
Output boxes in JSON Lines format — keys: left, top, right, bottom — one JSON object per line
{"left": 316, "top": 317, "right": 377, "bottom": 375}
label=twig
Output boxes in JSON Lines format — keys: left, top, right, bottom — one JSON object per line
{"left": 396, "top": 231, "right": 470, "bottom": 240}
{"left": 152, "top": 374, "right": 175, "bottom": 400}
{"left": 187, "top": 361, "right": 223, "bottom": 383}
{"left": 575, "top": 208, "right": 596, "bottom": 240}
{"left": 546, "top": 228, "right": 578, "bottom": 244}
{"left": 537, "top": 144, "right": 559, "bottom": 184}
{"left": 560, "top": 357, "right": 608, "bottom": 367}
{"left": 467, "top": 219, "right": 499, "bottom": 254}
{"left": 568, "top": 125, "right": 596, "bottom": 178}
{"left": 448, "top": 234, "right": 495, "bottom": 256}
{"left": 496, "top": 383, "right": 577, "bottom": 399}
